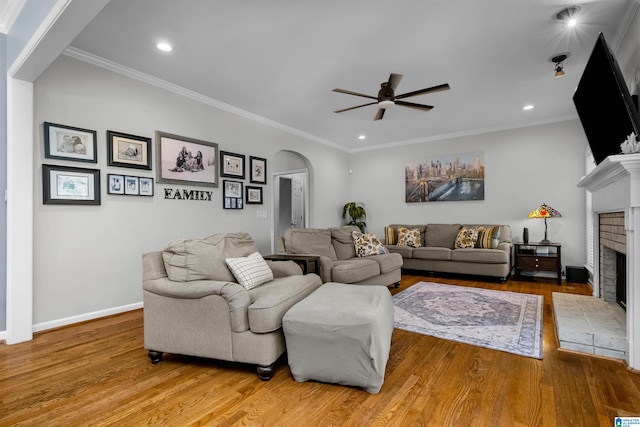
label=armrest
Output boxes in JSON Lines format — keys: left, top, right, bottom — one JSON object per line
{"left": 265, "top": 260, "right": 303, "bottom": 278}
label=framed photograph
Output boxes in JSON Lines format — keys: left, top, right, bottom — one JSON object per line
{"left": 107, "top": 174, "right": 125, "bottom": 195}
{"left": 44, "top": 122, "right": 97, "bottom": 163}
{"left": 246, "top": 186, "right": 263, "bottom": 204}
{"left": 42, "top": 164, "right": 100, "bottom": 205}
{"left": 249, "top": 156, "right": 267, "bottom": 184}
{"left": 107, "top": 130, "right": 152, "bottom": 170}
{"left": 124, "top": 176, "right": 139, "bottom": 195}
{"left": 156, "top": 131, "right": 218, "bottom": 188}
{"left": 220, "top": 151, "right": 246, "bottom": 179}
{"left": 139, "top": 177, "right": 154, "bottom": 196}
{"left": 223, "top": 180, "right": 243, "bottom": 209}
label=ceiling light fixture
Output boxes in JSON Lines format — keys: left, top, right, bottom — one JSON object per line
{"left": 156, "top": 42, "right": 173, "bottom": 52}
{"left": 523, "top": 105, "right": 534, "bottom": 111}
{"left": 358, "top": 135, "right": 366, "bottom": 140}
{"left": 549, "top": 52, "right": 570, "bottom": 78}
{"left": 554, "top": 5, "right": 581, "bottom": 27}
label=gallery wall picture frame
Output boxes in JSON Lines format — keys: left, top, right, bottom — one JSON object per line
{"left": 223, "top": 179, "right": 243, "bottom": 209}
{"left": 249, "top": 156, "right": 267, "bottom": 184}
{"left": 156, "top": 131, "right": 219, "bottom": 188}
{"left": 124, "top": 176, "right": 139, "bottom": 195}
{"left": 107, "top": 130, "right": 152, "bottom": 170}
{"left": 139, "top": 177, "right": 154, "bottom": 196}
{"left": 220, "top": 151, "right": 246, "bottom": 179}
{"left": 107, "top": 174, "right": 125, "bottom": 195}
{"left": 42, "top": 164, "right": 100, "bottom": 205}
{"left": 246, "top": 186, "right": 263, "bottom": 204}
{"left": 44, "top": 122, "right": 97, "bottom": 163}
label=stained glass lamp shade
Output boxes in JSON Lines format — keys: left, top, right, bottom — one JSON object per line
{"left": 528, "top": 203, "right": 561, "bottom": 244}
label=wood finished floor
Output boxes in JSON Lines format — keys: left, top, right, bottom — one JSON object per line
{"left": 1, "top": 274, "right": 639, "bottom": 426}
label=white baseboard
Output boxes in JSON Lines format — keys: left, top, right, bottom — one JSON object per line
{"left": 0, "top": 330, "right": 6, "bottom": 342}
{"left": 32, "top": 302, "right": 143, "bottom": 333}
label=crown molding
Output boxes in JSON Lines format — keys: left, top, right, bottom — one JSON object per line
{"left": 62, "top": 47, "right": 348, "bottom": 153}
{"left": 0, "top": 0, "right": 25, "bottom": 34}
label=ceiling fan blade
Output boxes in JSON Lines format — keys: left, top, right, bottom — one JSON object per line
{"left": 332, "top": 88, "right": 377, "bottom": 100}
{"left": 387, "top": 73, "right": 403, "bottom": 92}
{"left": 395, "top": 100, "right": 434, "bottom": 111}
{"left": 395, "top": 83, "right": 450, "bottom": 100}
{"left": 334, "top": 101, "right": 378, "bottom": 113}
{"left": 373, "top": 108, "right": 385, "bottom": 121}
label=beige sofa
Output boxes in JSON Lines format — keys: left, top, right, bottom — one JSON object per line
{"left": 277, "top": 225, "right": 403, "bottom": 287}
{"left": 142, "top": 232, "right": 322, "bottom": 380}
{"left": 384, "top": 224, "right": 512, "bottom": 282}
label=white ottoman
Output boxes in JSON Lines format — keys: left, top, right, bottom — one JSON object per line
{"left": 282, "top": 282, "right": 394, "bottom": 393}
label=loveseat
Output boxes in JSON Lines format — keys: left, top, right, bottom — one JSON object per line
{"left": 277, "top": 225, "right": 403, "bottom": 287}
{"left": 384, "top": 224, "right": 512, "bottom": 282}
{"left": 142, "top": 232, "right": 322, "bottom": 380}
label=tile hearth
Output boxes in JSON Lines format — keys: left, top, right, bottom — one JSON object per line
{"left": 553, "top": 293, "right": 627, "bottom": 360}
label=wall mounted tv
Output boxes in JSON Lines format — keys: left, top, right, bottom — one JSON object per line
{"left": 573, "top": 32, "right": 640, "bottom": 165}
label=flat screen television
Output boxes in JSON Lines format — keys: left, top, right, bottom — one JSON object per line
{"left": 573, "top": 32, "right": 640, "bottom": 165}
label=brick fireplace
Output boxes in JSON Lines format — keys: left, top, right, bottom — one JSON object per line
{"left": 578, "top": 153, "right": 640, "bottom": 370}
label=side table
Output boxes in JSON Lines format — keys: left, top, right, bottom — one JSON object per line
{"left": 514, "top": 242, "right": 562, "bottom": 285}
{"left": 263, "top": 254, "right": 320, "bottom": 275}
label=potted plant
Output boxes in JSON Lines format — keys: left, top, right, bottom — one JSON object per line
{"left": 342, "top": 202, "right": 367, "bottom": 233}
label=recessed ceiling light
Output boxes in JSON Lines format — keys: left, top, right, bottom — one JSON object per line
{"left": 156, "top": 42, "right": 173, "bottom": 52}
{"left": 358, "top": 135, "right": 366, "bottom": 140}
{"left": 523, "top": 105, "right": 534, "bottom": 111}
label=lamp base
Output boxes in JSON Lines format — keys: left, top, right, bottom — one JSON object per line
{"left": 539, "top": 239, "right": 553, "bottom": 244}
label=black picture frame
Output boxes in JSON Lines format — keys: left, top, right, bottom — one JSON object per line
{"left": 42, "top": 164, "right": 100, "bottom": 205}
{"left": 44, "top": 122, "right": 97, "bottom": 163}
{"left": 223, "top": 179, "right": 243, "bottom": 209}
{"left": 220, "top": 151, "right": 246, "bottom": 179}
{"left": 246, "top": 185, "right": 263, "bottom": 204}
{"left": 139, "top": 177, "right": 154, "bottom": 196}
{"left": 107, "top": 174, "right": 125, "bottom": 194}
{"left": 107, "top": 130, "right": 152, "bottom": 170}
{"left": 249, "top": 156, "right": 267, "bottom": 184}
{"left": 156, "top": 131, "right": 219, "bottom": 188}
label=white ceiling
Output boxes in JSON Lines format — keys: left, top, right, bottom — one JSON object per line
{"left": 62, "top": 0, "right": 638, "bottom": 150}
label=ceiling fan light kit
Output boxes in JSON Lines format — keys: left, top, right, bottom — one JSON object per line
{"left": 549, "top": 52, "right": 570, "bottom": 78}
{"left": 333, "top": 73, "right": 450, "bottom": 121}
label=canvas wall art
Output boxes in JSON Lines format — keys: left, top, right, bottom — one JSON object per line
{"left": 405, "top": 151, "right": 485, "bottom": 203}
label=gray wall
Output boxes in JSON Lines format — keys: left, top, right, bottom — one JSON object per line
{"left": 348, "top": 120, "right": 589, "bottom": 270}
{"left": 32, "top": 55, "right": 349, "bottom": 326}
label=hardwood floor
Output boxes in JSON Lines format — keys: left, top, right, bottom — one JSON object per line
{"left": 1, "top": 274, "right": 639, "bottom": 426}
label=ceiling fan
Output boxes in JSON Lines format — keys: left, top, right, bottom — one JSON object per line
{"left": 333, "top": 73, "right": 450, "bottom": 121}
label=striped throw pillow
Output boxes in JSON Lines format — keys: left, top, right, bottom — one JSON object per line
{"left": 476, "top": 226, "right": 501, "bottom": 249}
{"left": 384, "top": 227, "right": 397, "bottom": 245}
{"left": 225, "top": 252, "right": 274, "bottom": 290}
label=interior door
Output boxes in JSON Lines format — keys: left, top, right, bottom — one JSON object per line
{"left": 273, "top": 171, "right": 308, "bottom": 252}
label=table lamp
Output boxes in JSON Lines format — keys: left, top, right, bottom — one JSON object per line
{"left": 528, "top": 203, "right": 561, "bottom": 244}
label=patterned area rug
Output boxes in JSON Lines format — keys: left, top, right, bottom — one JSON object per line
{"left": 393, "top": 282, "right": 543, "bottom": 359}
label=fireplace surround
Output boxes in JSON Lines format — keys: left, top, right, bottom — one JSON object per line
{"left": 578, "top": 153, "right": 640, "bottom": 370}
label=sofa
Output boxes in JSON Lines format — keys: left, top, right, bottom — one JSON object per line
{"left": 277, "top": 225, "right": 403, "bottom": 287}
{"left": 384, "top": 224, "right": 512, "bottom": 282}
{"left": 142, "top": 232, "right": 322, "bottom": 380}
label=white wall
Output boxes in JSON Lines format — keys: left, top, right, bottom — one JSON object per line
{"left": 348, "top": 120, "right": 589, "bottom": 270}
{"left": 32, "top": 55, "right": 349, "bottom": 326}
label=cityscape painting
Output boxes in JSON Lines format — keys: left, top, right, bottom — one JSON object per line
{"left": 405, "top": 151, "right": 485, "bottom": 203}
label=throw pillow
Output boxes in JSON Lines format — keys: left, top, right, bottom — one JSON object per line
{"left": 384, "top": 227, "right": 397, "bottom": 245}
{"left": 476, "top": 226, "right": 501, "bottom": 249}
{"left": 454, "top": 227, "right": 479, "bottom": 249}
{"left": 352, "top": 231, "right": 389, "bottom": 257}
{"left": 397, "top": 226, "right": 422, "bottom": 248}
{"left": 225, "top": 252, "right": 274, "bottom": 290}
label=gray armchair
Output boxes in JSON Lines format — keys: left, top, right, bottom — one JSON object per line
{"left": 142, "top": 232, "right": 322, "bottom": 380}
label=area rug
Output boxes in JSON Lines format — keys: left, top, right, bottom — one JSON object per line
{"left": 393, "top": 282, "right": 543, "bottom": 359}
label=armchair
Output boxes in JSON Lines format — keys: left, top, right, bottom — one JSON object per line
{"left": 142, "top": 232, "right": 322, "bottom": 380}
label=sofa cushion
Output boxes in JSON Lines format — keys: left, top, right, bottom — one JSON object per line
{"left": 352, "top": 231, "right": 388, "bottom": 257}
{"left": 331, "top": 259, "right": 380, "bottom": 283}
{"left": 331, "top": 226, "right": 359, "bottom": 260}
{"left": 385, "top": 245, "right": 414, "bottom": 259}
{"left": 451, "top": 248, "right": 509, "bottom": 264}
{"left": 284, "top": 228, "right": 338, "bottom": 261}
{"left": 225, "top": 252, "right": 274, "bottom": 290}
{"left": 247, "top": 274, "right": 322, "bottom": 333}
{"left": 412, "top": 247, "right": 452, "bottom": 261}
{"left": 162, "top": 232, "right": 257, "bottom": 282}
{"left": 476, "top": 226, "right": 501, "bottom": 249}
{"left": 425, "top": 224, "right": 461, "bottom": 249}
{"left": 454, "top": 227, "right": 479, "bottom": 249}
{"left": 367, "top": 253, "right": 403, "bottom": 273}
{"left": 397, "top": 227, "right": 422, "bottom": 247}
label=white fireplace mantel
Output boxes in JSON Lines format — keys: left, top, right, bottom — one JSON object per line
{"left": 578, "top": 152, "right": 640, "bottom": 370}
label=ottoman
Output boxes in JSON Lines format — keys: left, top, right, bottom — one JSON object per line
{"left": 282, "top": 282, "right": 394, "bottom": 393}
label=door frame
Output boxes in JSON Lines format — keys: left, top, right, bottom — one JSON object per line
{"left": 271, "top": 169, "right": 309, "bottom": 253}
